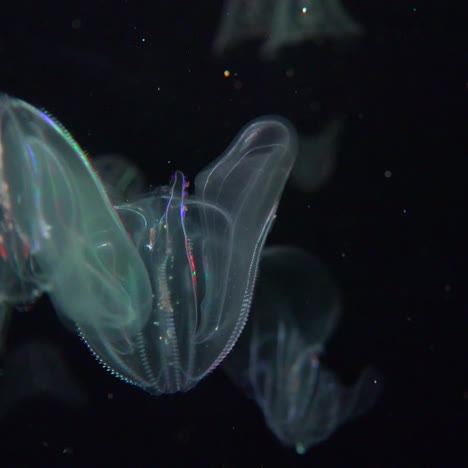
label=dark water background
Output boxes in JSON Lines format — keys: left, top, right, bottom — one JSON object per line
{"left": 0, "top": 1, "right": 463, "bottom": 466}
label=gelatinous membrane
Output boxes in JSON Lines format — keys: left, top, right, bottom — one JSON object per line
{"left": 223, "top": 246, "right": 381, "bottom": 454}
{"left": 78, "top": 117, "right": 297, "bottom": 394}
{"left": 0, "top": 95, "right": 152, "bottom": 337}
{"left": 1, "top": 110, "right": 43, "bottom": 305}
{"left": 213, "top": 0, "right": 362, "bottom": 59}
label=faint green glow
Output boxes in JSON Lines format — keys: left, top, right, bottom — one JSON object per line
{"left": 296, "top": 441, "right": 306, "bottom": 455}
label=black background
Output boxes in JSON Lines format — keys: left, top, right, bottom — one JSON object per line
{"left": 0, "top": 1, "right": 463, "bottom": 466}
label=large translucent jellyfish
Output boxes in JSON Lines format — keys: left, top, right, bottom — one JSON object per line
{"left": 223, "top": 246, "right": 381, "bottom": 454}
{"left": 77, "top": 117, "right": 297, "bottom": 394}
{"left": 0, "top": 95, "right": 298, "bottom": 395}
{"left": 213, "top": 0, "right": 363, "bottom": 60}
{"left": 290, "top": 118, "right": 344, "bottom": 193}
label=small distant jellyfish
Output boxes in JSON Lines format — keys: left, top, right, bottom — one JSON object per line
{"left": 213, "top": 0, "right": 271, "bottom": 56}
{"left": 290, "top": 118, "right": 344, "bottom": 193}
{"left": 223, "top": 246, "right": 381, "bottom": 454}
{"left": 92, "top": 154, "right": 147, "bottom": 203}
{"left": 213, "top": 0, "right": 363, "bottom": 60}
{"left": 262, "top": 0, "right": 363, "bottom": 59}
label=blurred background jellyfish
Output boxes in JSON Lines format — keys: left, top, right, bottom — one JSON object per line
{"left": 213, "top": 0, "right": 271, "bottom": 56}
{"left": 290, "top": 118, "right": 344, "bottom": 193}
{"left": 92, "top": 153, "right": 147, "bottom": 204}
{"left": 223, "top": 246, "right": 381, "bottom": 454}
{"left": 213, "top": 0, "right": 363, "bottom": 60}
